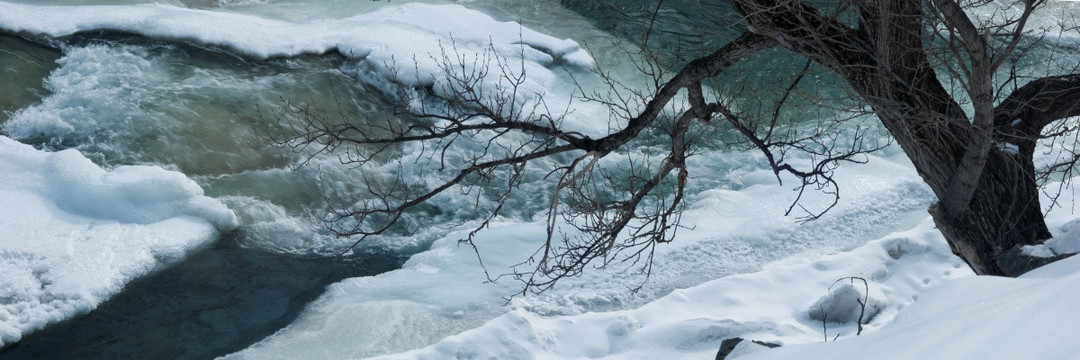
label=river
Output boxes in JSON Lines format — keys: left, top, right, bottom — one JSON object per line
{"left": 0, "top": 0, "right": 1072, "bottom": 358}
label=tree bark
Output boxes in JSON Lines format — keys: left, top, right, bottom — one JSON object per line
{"left": 930, "top": 149, "right": 1051, "bottom": 276}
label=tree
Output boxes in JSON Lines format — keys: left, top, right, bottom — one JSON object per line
{"left": 730, "top": 0, "right": 1080, "bottom": 276}
{"left": 277, "top": 0, "right": 1080, "bottom": 294}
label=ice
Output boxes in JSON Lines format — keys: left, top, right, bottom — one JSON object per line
{"left": 223, "top": 221, "right": 550, "bottom": 359}
{"left": 0, "top": 136, "right": 236, "bottom": 346}
{"left": 0, "top": 2, "right": 593, "bottom": 79}
{"left": 40, "top": 149, "right": 238, "bottom": 229}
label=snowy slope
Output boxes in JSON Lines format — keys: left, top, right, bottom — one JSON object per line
{"left": 734, "top": 255, "right": 1080, "bottom": 360}
{"left": 364, "top": 217, "right": 972, "bottom": 360}
{"left": 359, "top": 190, "right": 1080, "bottom": 360}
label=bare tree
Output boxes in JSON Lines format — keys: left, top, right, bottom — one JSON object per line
{"left": 278, "top": 0, "right": 1080, "bottom": 294}
{"left": 732, "top": 0, "right": 1080, "bottom": 275}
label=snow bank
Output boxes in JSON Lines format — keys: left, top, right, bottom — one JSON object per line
{"left": 362, "top": 217, "right": 970, "bottom": 360}
{"left": 354, "top": 211, "right": 1080, "bottom": 360}
{"left": 0, "top": 0, "right": 612, "bottom": 140}
{"left": 0, "top": 2, "right": 587, "bottom": 61}
{"left": 241, "top": 170, "right": 1080, "bottom": 359}
{"left": 0, "top": 2, "right": 592, "bottom": 80}
{"left": 0, "top": 136, "right": 237, "bottom": 346}
{"left": 225, "top": 149, "right": 936, "bottom": 359}
{"left": 321, "top": 171, "right": 1080, "bottom": 360}
{"left": 736, "top": 255, "right": 1080, "bottom": 360}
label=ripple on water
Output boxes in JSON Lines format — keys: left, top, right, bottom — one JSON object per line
{"left": 0, "top": 34, "right": 60, "bottom": 122}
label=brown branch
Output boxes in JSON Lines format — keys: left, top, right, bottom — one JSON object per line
{"left": 995, "top": 73, "right": 1080, "bottom": 133}
{"left": 586, "top": 32, "right": 775, "bottom": 152}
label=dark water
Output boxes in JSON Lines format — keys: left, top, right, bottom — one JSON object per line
{"left": 0, "top": 237, "right": 406, "bottom": 360}
{"left": 0, "top": 34, "right": 59, "bottom": 120}
{"left": 561, "top": 0, "right": 744, "bottom": 59}
{"left": 561, "top": 0, "right": 853, "bottom": 122}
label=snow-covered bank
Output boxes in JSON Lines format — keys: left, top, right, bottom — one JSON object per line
{"left": 0, "top": 2, "right": 590, "bottom": 64}
{"left": 0, "top": 2, "right": 592, "bottom": 85}
{"left": 232, "top": 165, "right": 1080, "bottom": 359}
{"left": 224, "top": 149, "right": 935, "bottom": 359}
{"left": 362, "top": 217, "right": 970, "bottom": 359}
{"left": 356, "top": 207, "right": 1080, "bottom": 360}
{"left": 0, "top": 136, "right": 237, "bottom": 347}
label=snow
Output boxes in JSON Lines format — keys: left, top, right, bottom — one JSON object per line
{"left": 360, "top": 217, "right": 973, "bottom": 360}
{"left": 995, "top": 141, "right": 1020, "bottom": 155}
{"left": 1024, "top": 218, "right": 1080, "bottom": 258}
{"left": 0, "top": 1, "right": 613, "bottom": 138}
{"left": 0, "top": 2, "right": 592, "bottom": 77}
{"left": 229, "top": 172, "right": 1080, "bottom": 360}
{"left": 225, "top": 149, "right": 940, "bottom": 359}
{"left": 0, "top": 135, "right": 237, "bottom": 346}
{"left": 355, "top": 207, "right": 1080, "bottom": 360}
{"left": 736, "top": 256, "right": 1080, "bottom": 360}
{"left": 0, "top": 2, "right": 600, "bottom": 62}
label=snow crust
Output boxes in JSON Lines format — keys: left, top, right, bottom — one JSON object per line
{"left": 0, "top": 2, "right": 593, "bottom": 77}
{"left": 0, "top": 136, "right": 237, "bottom": 346}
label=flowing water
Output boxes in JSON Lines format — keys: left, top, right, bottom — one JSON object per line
{"left": 0, "top": 0, "right": 1076, "bottom": 358}
{"left": 0, "top": 1, "right": 677, "bottom": 357}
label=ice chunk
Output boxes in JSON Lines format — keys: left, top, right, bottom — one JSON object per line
{"left": 0, "top": 136, "right": 235, "bottom": 346}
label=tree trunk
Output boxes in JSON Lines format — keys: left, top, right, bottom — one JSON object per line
{"left": 930, "top": 149, "right": 1052, "bottom": 276}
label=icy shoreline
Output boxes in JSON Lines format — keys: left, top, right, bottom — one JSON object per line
{"left": 0, "top": 136, "right": 237, "bottom": 346}
{"left": 0, "top": 2, "right": 593, "bottom": 68}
